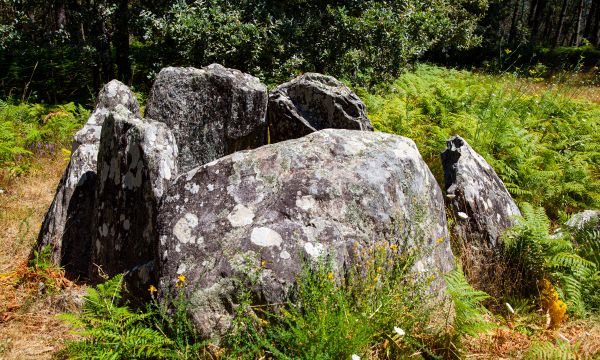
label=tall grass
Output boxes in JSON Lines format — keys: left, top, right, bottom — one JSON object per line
{"left": 359, "top": 65, "right": 600, "bottom": 221}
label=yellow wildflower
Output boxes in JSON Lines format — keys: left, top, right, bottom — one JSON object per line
{"left": 148, "top": 285, "right": 157, "bottom": 294}
{"left": 327, "top": 272, "right": 334, "bottom": 280}
{"left": 176, "top": 274, "right": 186, "bottom": 288}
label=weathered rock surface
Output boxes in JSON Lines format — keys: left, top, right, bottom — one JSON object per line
{"left": 91, "top": 105, "right": 177, "bottom": 284}
{"left": 267, "top": 73, "right": 373, "bottom": 143}
{"left": 441, "top": 135, "right": 521, "bottom": 248}
{"left": 565, "top": 210, "right": 600, "bottom": 230}
{"left": 158, "top": 129, "right": 454, "bottom": 338}
{"left": 145, "top": 64, "right": 268, "bottom": 173}
{"left": 36, "top": 80, "right": 140, "bottom": 278}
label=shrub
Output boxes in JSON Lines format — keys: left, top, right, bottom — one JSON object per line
{"left": 222, "top": 241, "right": 492, "bottom": 359}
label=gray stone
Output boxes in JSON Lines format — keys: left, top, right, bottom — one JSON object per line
{"left": 36, "top": 80, "right": 140, "bottom": 278}
{"left": 441, "top": 135, "right": 520, "bottom": 294}
{"left": 267, "top": 73, "right": 373, "bottom": 143}
{"left": 90, "top": 105, "right": 177, "bottom": 284}
{"left": 157, "top": 129, "right": 454, "bottom": 339}
{"left": 441, "top": 135, "right": 521, "bottom": 248}
{"left": 145, "top": 64, "right": 268, "bottom": 173}
{"left": 565, "top": 210, "right": 600, "bottom": 230}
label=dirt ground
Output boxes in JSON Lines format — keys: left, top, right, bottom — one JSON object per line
{"left": 0, "top": 155, "right": 83, "bottom": 360}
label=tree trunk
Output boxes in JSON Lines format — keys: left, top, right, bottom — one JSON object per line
{"left": 508, "top": 0, "right": 521, "bottom": 45}
{"left": 530, "top": 0, "right": 546, "bottom": 44}
{"left": 583, "top": 0, "right": 597, "bottom": 41}
{"left": 114, "top": 0, "right": 131, "bottom": 83}
{"left": 592, "top": 0, "right": 600, "bottom": 46}
{"left": 554, "top": 0, "right": 569, "bottom": 47}
{"left": 574, "top": 0, "right": 585, "bottom": 46}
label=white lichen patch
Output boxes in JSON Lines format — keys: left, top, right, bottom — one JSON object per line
{"left": 184, "top": 182, "right": 200, "bottom": 194}
{"left": 177, "top": 263, "right": 187, "bottom": 274}
{"left": 232, "top": 152, "right": 246, "bottom": 162}
{"left": 207, "top": 184, "right": 215, "bottom": 192}
{"left": 295, "top": 195, "right": 316, "bottom": 211}
{"left": 279, "top": 250, "right": 291, "bottom": 260}
{"left": 304, "top": 242, "right": 325, "bottom": 258}
{"left": 173, "top": 213, "right": 199, "bottom": 244}
{"left": 227, "top": 204, "right": 255, "bottom": 227}
{"left": 250, "top": 227, "right": 283, "bottom": 247}
{"left": 186, "top": 167, "right": 200, "bottom": 181}
{"left": 342, "top": 138, "right": 367, "bottom": 155}
{"left": 414, "top": 260, "right": 426, "bottom": 273}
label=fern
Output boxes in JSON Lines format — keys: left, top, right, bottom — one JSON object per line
{"left": 445, "top": 266, "right": 495, "bottom": 338}
{"left": 59, "top": 275, "right": 177, "bottom": 359}
{"left": 503, "top": 203, "right": 597, "bottom": 316}
{"left": 524, "top": 340, "right": 579, "bottom": 360}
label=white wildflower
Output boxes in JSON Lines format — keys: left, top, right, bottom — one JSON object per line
{"left": 351, "top": 354, "right": 360, "bottom": 360}
{"left": 394, "top": 326, "right": 405, "bottom": 336}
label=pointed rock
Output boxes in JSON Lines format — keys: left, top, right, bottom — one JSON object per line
{"left": 441, "top": 135, "right": 521, "bottom": 294}
{"left": 91, "top": 105, "right": 177, "bottom": 285}
{"left": 441, "top": 135, "right": 520, "bottom": 248}
{"left": 36, "top": 81, "right": 140, "bottom": 278}
{"left": 267, "top": 73, "right": 373, "bottom": 143}
{"left": 145, "top": 64, "right": 268, "bottom": 173}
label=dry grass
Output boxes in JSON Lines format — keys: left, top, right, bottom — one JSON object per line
{"left": 0, "top": 154, "right": 85, "bottom": 360}
{"left": 464, "top": 315, "right": 600, "bottom": 359}
{"left": 504, "top": 73, "right": 600, "bottom": 105}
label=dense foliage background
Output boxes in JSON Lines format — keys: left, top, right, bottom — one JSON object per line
{"left": 0, "top": 0, "right": 516, "bottom": 103}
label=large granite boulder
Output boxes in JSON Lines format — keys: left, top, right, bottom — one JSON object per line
{"left": 91, "top": 105, "right": 177, "bottom": 284}
{"left": 36, "top": 81, "right": 140, "bottom": 278}
{"left": 441, "top": 135, "right": 521, "bottom": 247}
{"left": 441, "top": 135, "right": 520, "bottom": 293}
{"left": 145, "top": 64, "right": 268, "bottom": 173}
{"left": 267, "top": 73, "right": 373, "bottom": 143}
{"left": 157, "top": 129, "right": 454, "bottom": 338}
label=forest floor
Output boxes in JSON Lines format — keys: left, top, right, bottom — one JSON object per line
{"left": 0, "top": 155, "right": 84, "bottom": 359}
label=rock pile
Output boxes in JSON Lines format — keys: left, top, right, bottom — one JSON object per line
{"left": 36, "top": 64, "right": 523, "bottom": 339}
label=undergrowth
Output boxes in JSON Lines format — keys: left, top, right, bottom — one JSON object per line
{"left": 360, "top": 65, "right": 600, "bottom": 221}
{"left": 0, "top": 100, "right": 88, "bottom": 175}
{"left": 59, "top": 245, "right": 492, "bottom": 359}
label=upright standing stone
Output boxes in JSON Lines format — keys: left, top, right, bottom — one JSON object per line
{"left": 36, "top": 81, "right": 140, "bottom": 278}
{"left": 145, "top": 64, "right": 268, "bottom": 173}
{"left": 441, "top": 135, "right": 521, "bottom": 247}
{"left": 268, "top": 73, "right": 373, "bottom": 143}
{"left": 91, "top": 105, "right": 177, "bottom": 284}
{"left": 441, "top": 135, "right": 521, "bottom": 293}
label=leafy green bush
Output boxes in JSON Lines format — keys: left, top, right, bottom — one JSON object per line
{"left": 138, "top": 0, "right": 487, "bottom": 86}
{"left": 0, "top": 100, "right": 88, "bottom": 174}
{"left": 361, "top": 65, "right": 600, "bottom": 220}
